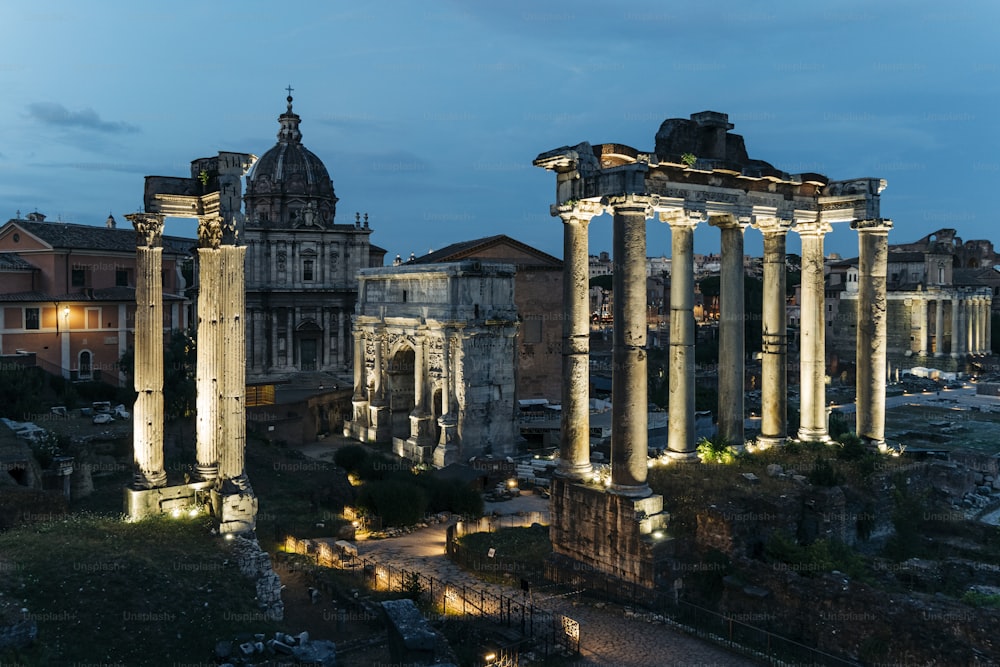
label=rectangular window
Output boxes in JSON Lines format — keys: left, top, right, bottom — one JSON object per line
{"left": 71, "top": 267, "right": 86, "bottom": 287}
{"left": 86, "top": 307, "right": 101, "bottom": 330}
{"left": 25, "top": 307, "right": 39, "bottom": 330}
{"left": 303, "top": 259, "right": 314, "bottom": 282}
{"left": 116, "top": 268, "right": 129, "bottom": 287}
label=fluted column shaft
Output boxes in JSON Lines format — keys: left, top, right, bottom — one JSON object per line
{"left": 195, "top": 216, "right": 222, "bottom": 480}
{"left": 795, "top": 220, "right": 832, "bottom": 442}
{"left": 951, "top": 297, "right": 961, "bottom": 357}
{"left": 127, "top": 213, "right": 167, "bottom": 489}
{"left": 353, "top": 330, "right": 365, "bottom": 399}
{"left": 854, "top": 219, "right": 892, "bottom": 446}
{"left": 988, "top": 299, "right": 993, "bottom": 354}
{"left": 956, "top": 295, "right": 968, "bottom": 357}
{"left": 917, "top": 298, "right": 929, "bottom": 355}
{"left": 934, "top": 298, "right": 945, "bottom": 357}
{"left": 713, "top": 216, "right": 747, "bottom": 447}
{"left": 609, "top": 196, "right": 652, "bottom": 494}
{"left": 556, "top": 202, "right": 601, "bottom": 479}
{"left": 666, "top": 212, "right": 701, "bottom": 460}
{"left": 413, "top": 334, "right": 426, "bottom": 413}
{"left": 372, "top": 331, "right": 384, "bottom": 404}
{"left": 756, "top": 222, "right": 790, "bottom": 446}
{"left": 218, "top": 244, "right": 249, "bottom": 486}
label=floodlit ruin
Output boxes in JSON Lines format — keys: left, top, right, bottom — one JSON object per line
{"left": 534, "top": 111, "right": 891, "bottom": 588}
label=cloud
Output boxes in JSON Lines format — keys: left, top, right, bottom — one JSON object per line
{"left": 26, "top": 102, "right": 139, "bottom": 134}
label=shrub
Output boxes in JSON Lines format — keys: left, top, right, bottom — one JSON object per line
{"left": 808, "top": 457, "right": 844, "bottom": 487}
{"left": 334, "top": 445, "right": 371, "bottom": 475}
{"left": 836, "top": 432, "right": 867, "bottom": 462}
{"left": 357, "top": 480, "right": 427, "bottom": 527}
{"left": 697, "top": 436, "right": 736, "bottom": 464}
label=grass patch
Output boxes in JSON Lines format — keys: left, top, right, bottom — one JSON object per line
{"left": 0, "top": 513, "right": 279, "bottom": 666}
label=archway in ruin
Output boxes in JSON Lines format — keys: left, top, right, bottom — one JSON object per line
{"left": 387, "top": 346, "right": 415, "bottom": 440}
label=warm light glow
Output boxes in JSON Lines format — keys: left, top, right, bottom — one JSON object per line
{"left": 171, "top": 508, "right": 182, "bottom": 518}
{"left": 484, "top": 653, "right": 496, "bottom": 662}
{"left": 225, "top": 533, "right": 234, "bottom": 541}
{"left": 188, "top": 508, "right": 199, "bottom": 518}
{"left": 653, "top": 530, "right": 664, "bottom": 539}
{"left": 506, "top": 478, "right": 517, "bottom": 489}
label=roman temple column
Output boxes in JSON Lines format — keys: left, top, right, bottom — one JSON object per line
{"left": 663, "top": 208, "right": 704, "bottom": 461}
{"left": 433, "top": 332, "right": 458, "bottom": 467}
{"left": 853, "top": 219, "right": 892, "bottom": 447}
{"left": 195, "top": 215, "right": 223, "bottom": 481}
{"left": 126, "top": 213, "right": 168, "bottom": 489}
{"left": 917, "top": 298, "right": 929, "bottom": 356}
{"left": 935, "top": 298, "right": 945, "bottom": 357}
{"left": 754, "top": 218, "right": 791, "bottom": 447}
{"left": 987, "top": 298, "right": 993, "bottom": 354}
{"left": 794, "top": 219, "right": 832, "bottom": 443}
{"left": 217, "top": 232, "right": 250, "bottom": 490}
{"left": 956, "top": 294, "right": 968, "bottom": 358}
{"left": 555, "top": 200, "right": 603, "bottom": 480}
{"left": 951, "top": 296, "right": 961, "bottom": 358}
{"left": 607, "top": 194, "right": 653, "bottom": 495}
{"left": 712, "top": 214, "right": 748, "bottom": 448}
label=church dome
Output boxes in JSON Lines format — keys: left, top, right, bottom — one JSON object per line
{"left": 245, "top": 93, "right": 338, "bottom": 229}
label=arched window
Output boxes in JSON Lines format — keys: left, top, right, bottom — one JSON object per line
{"left": 79, "top": 350, "right": 92, "bottom": 379}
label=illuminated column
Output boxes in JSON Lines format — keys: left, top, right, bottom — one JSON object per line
{"left": 607, "top": 195, "right": 653, "bottom": 495}
{"left": 951, "top": 296, "right": 961, "bottom": 358}
{"left": 218, "top": 239, "right": 249, "bottom": 488}
{"left": 433, "top": 332, "right": 458, "bottom": 467}
{"left": 794, "top": 219, "right": 832, "bottom": 443}
{"left": 195, "top": 215, "right": 222, "bottom": 481}
{"left": 555, "top": 200, "right": 602, "bottom": 480}
{"left": 712, "top": 214, "right": 748, "bottom": 448}
{"left": 934, "top": 298, "right": 945, "bottom": 357}
{"left": 664, "top": 209, "right": 703, "bottom": 461}
{"left": 916, "top": 298, "right": 929, "bottom": 356}
{"left": 956, "top": 294, "right": 968, "bottom": 358}
{"left": 988, "top": 298, "right": 993, "bottom": 354}
{"left": 853, "top": 219, "right": 892, "bottom": 447}
{"left": 755, "top": 218, "right": 791, "bottom": 447}
{"left": 126, "top": 213, "right": 167, "bottom": 489}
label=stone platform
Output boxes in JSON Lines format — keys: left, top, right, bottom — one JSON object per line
{"left": 124, "top": 481, "right": 214, "bottom": 520}
{"left": 548, "top": 477, "right": 673, "bottom": 589}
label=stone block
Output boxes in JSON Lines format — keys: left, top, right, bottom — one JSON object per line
{"left": 123, "top": 481, "right": 213, "bottom": 520}
{"left": 213, "top": 489, "right": 258, "bottom": 534}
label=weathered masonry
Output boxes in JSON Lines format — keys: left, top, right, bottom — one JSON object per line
{"left": 125, "top": 152, "right": 258, "bottom": 535}
{"left": 535, "top": 111, "right": 890, "bottom": 588}
{"left": 344, "top": 261, "right": 519, "bottom": 466}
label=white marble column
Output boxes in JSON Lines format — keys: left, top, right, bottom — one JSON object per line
{"left": 195, "top": 215, "right": 222, "bottom": 481}
{"left": 934, "top": 298, "right": 945, "bottom": 357}
{"left": 608, "top": 195, "right": 652, "bottom": 495}
{"left": 433, "top": 332, "right": 458, "bottom": 466}
{"left": 663, "top": 209, "right": 703, "bottom": 460}
{"left": 555, "top": 200, "right": 602, "bottom": 480}
{"left": 126, "top": 213, "right": 167, "bottom": 489}
{"left": 712, "top": 214, "right": 748, "bottom": 448}
{"left": 957, "top": 295, "right": 968, "bottom": 357}
{"left": 916, "top": 298, "right": 929, "bottom": 356}
{"left": 987, "top": 298, "right": 993, "bottom": 354}
{"left": 853, "top": 219, "right": 892, "bottom": 447}
{"left": 218, "top": 242, "right": 249, "bottom": 489}
{"left": 951, "top": 297, "right": 961, "bottom": 358}
{"left": 754, "top": 219, "right": 791, "bottom": 447}
{"left": 794, "top": 219, "right": 832, "bottom": 443}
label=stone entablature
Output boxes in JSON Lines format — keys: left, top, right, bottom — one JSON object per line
{"left": 345, "top": 261, "right": 519, "bottom": 465}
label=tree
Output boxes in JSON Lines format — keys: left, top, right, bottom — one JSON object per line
{"left": 119, "top": 329, "right": 196, "bottom": 420}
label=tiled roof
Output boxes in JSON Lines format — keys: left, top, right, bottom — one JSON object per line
{"left": 0, "top": 287, "right": 186, "bottom": 303}
{"left": 408, "top": 234, "right": 562, "bottom": 266}
{"left": 4, "top": 219, "right": 195, "bottom": 255}
{"left": 0, "top": 253, "right": 37, "bottom": 271}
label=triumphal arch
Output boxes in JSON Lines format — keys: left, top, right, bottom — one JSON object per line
{"left": 534, "top": 111, "right": 890, "bottom": 588}
{"left": 344, "top": 261, "right": 520, "bottom": 466}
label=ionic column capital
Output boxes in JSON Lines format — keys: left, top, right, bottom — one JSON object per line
{"left": 709, "top": 213, "right": 750, "bottom": 231}
{"left": 658, "top": 207, "right": 707, "bottom": 228}
{"left": 197, "top": 215, "right": 224, "bottom": 249}
{"left": 552, "top": 199, "right": 604, "bottom": 223}
{"left": 792, "top": 219, "right": 833, "bottom": 237}
{"left": 851, "top": 218, "right": 894, "bottom": 234}
{"left": 602, "top": 193, "right": 656, "bottom": 217}
{"left": 752, "top": 216, "right": 793, "bottom": 235}
{"left": 126, "top": 213, "right": 165, "bottom": 248}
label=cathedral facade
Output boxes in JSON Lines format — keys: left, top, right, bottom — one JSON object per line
{"left": 242, "top": 95, "right": 384, "bottom": 380}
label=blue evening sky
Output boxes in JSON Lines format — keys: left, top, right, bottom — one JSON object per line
{"left": 2, "top": 0, "right": 997, "bottom": 262}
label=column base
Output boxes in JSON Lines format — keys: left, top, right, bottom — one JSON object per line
{"left": 133, "top": 470, "right": 167, "bottom": 490}
{"left": 664, "top": 450, "right": 701, "bottom": 464}
{"left": 555, "top": 461, "right": 593, "bottom": 481}
{"left": 194, "top": 464, "right": 218, "bottom": 482}
{"left": 754, "top": 435, "right": 786, "bottom": 450}
{"left": 368, "top": 403, "right": 391, "bottom": 442}
{"left": 407, "top": 412, "right": 435, "bottom": 446}
{"left": 796, "top": 427, "right": 831, "bottom": 444}
{"left": 123, "top": 481, "right": 213, "bottom": 521}
{"left": 432, "top": 416, "right": 458, "bottom": 468}
{"left": 609, "top": 483, "right": 652, "bottom": 498}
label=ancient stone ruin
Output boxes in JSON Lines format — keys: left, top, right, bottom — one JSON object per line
{"left": 124, "top": 152, "right": 259, "bottom": 535}
{"left": 534, "top": 111, "right": 891, "bottom": 589}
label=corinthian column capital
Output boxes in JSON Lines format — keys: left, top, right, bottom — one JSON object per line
{"left": 658, "top": 206, "right": 707, "bottom": 229}
{"left": 851, "top": 218, "right": 894, "bottom": 234}
{"left": 603, "top": 193, "right": 655, "bottom": 217}
{"left": 126, "top": 213, "right": 165, "bottom": 248}
{"left": 197, "top": 215, "right": 224, "bottom": 249}
{"left": 752, "top": 216, "right": 792, "bottom": 235}
{"left": 792, "top": 218, "right": 833, "bottom": 237}
{"left": 552, "top": 199, "right": 604, "bottom": 223}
